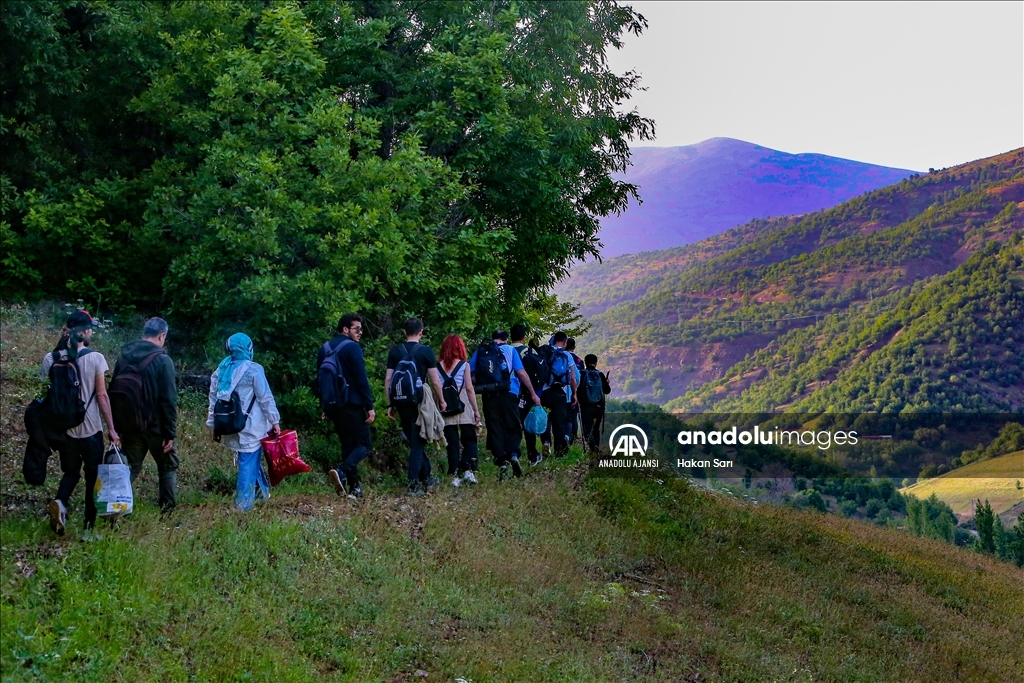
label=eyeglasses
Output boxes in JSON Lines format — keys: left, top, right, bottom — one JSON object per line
{"left": 349, "top": 326, "right": 363, "bottom": 333}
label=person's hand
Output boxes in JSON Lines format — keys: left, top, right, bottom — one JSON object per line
{"left": 532, "top": 393, "right": 541, "bottom": 406}
{"left": 108, "top": 429, "right": 120, "bottom": 448}
{"left": 438, "top": 399, "right": 447, "bottom": 412}
{"left": 269, "top": 423, "right": 281, "bottom": 438}
{"left": 570, "top": 394, "right": 578, "bottom": 408}
{"left": 387, "top": 406, "right": 396, "bottom": 420}
{"left": 320, "top": 412, "right": 327, "bottom": 421}
{"left": 211, "top": 429, "right": 221, "bottom": 443}
{"left": 365, "top": 409, "right": 376, "bottom": 425}
{"left": 162, "top": 439, "right": 174, "bottom": 453}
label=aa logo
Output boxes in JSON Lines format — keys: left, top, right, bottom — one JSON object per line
{"left": 608, "top": 424, "right": 648, "bottom": 457}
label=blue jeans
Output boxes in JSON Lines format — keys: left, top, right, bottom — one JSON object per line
{"left": 235, "top": 448, "right": 270, "bottom": 511}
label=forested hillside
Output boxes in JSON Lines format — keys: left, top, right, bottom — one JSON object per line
{"left": 566, "top": 150, "right": 1024, "bottom": 405}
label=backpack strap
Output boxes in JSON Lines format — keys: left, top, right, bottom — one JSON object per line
{"left": 244, "top": 393, "right": 257, "bottom": 416}
{"left": 136, "top": 350, "right": 163, "bottom": 373}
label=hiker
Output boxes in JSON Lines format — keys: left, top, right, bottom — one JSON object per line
{"left": 566, "top": 337, "right": 584, "bottom": 446}
{"left": 109, "top": 317, "right": 178, "bottom": 512}
{"left": 539, "top": 332, "right": 578, "bottom": 458}
{"left": 511, "top": 325, "right": 545, "bottom": 465}
{"left": 578, "top": 354, "right": 611, "bottom": 453}
{"left": 438, "top": 334, "right": 481, "bottom": 486}
{"left": 317, "top": 313, "right": 375, "bottom": 498}
{"left": 470, "top": 329, "right": 540, "bottom": 479}
{"left": 41, "top": 309, "right": 119, "bottom": 540}
{"left": 206, "top": 333, "right": 281, "bottom": 511}
{"left": 385, "top": 318, "right": 446, "bottom": 495}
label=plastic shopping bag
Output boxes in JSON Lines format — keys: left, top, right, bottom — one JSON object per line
{"left": 95, "top": 444, "right": 133, "bottom": 517}
{"left": 261, "top": 430, "right": 311, "bottom": 487}
{"left": 523, "top": 405, "right": 548, "bottom": 435}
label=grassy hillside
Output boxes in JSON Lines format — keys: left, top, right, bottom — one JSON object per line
{"left": 564, "top": 150, "right": 1023, "bottom": 404}
{"left": 901, "top": 450, "right": 1024, "bottom": 518}
{"left": 3, "top": 307, "right": 1024, "bottom": 682}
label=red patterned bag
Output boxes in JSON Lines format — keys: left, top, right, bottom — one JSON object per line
{"left": 260, "top": 430, "right": 310, "bottom": 486}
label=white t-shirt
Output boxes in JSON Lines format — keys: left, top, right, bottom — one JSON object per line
{"left": 40, "top": 349, "right": 110, "bottom": 438}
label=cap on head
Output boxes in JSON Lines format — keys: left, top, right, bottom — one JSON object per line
{"left": 66, "top": 309, "right": 98, "bottom": 329}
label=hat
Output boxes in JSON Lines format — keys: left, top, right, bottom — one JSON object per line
{"left": 66, "top": 309, "right": 99, "bottom": 329}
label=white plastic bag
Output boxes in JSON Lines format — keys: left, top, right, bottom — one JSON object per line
{"left": 95, "top": 444, "right": 133, "bottom": 517}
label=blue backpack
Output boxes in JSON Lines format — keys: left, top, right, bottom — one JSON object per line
{"left": 539, "top": 345, "right": 571, "bottom": 388}
{"left": 317, "top": 338, "right": 353, "bottom": 412}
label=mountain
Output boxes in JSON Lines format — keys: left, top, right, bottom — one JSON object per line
{"left": 598, "top": 138, "right": 916, "bottom": 257}
{"left": 564, "top": 149, "right": 1024, "bottom": 408}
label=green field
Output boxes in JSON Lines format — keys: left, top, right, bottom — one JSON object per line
{"left": 3, "top": 306, "right": 1024, "bottom": 681}
{"left": 901, "top": 450, "right": 1024, "bottom": 518}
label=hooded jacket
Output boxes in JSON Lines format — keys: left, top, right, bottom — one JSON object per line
{"left": 112, "top": 340, "right": 178, "bottom": 439}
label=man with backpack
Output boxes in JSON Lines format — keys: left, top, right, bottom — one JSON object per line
{"left": 317, "top": 313, "right": 375, "bottom": 498}
{"left": 385, "top": 318, "right": 446, "bottom": 495}
{"left": 470, "top": 329, "right": 540, "bottom": 479}
{"left": 109, "top": 317, "right": 179, "bottom": 513}
{"left": 578, "top": 354, "right": 611, "bottom": 453}
{"left": 539, "top": 332, "right": 578, "bottom": 458}
{"left": 41, "top": 309, "right": 119, "bottom": 540}
{"left": 566, "top": 338, "right": 584, "bottom": 446}
{"left": 510, "top": 325, "right": 545, "bottom": 466}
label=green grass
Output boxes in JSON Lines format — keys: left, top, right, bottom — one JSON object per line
{"left": 901, "top": 450, "right": 1024, "bottom": 517}
{"left": 3, "top": 305, "right": 1024, "bottom": 681}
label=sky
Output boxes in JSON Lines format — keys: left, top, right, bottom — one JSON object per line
{"left": 607, "top": 1, "right": 1024, "bottom": 171}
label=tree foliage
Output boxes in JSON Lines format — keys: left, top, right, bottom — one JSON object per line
{"left": 2, "top": 0, "right": 652, "bottom": 384}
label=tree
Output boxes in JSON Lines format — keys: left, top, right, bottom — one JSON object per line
{"left": 974, "top": 499, "right": 996, "bottom": 554}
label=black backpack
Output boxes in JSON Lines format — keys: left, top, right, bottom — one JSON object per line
{"left": 317, "top": 338, "right": 352, "bottom": 412}
{"left": 438, "top": 361, "right": 466, "bottom": 417}
{"left": 519, "top": 346, "right": 551, "bottom": 393}
{"left": 109, "top": 350, "right": 163, "bottom": 433}
{"left": 44, "top": 349, "right": 93, "bottom": 431}
{"left": 473, "top": 342, "right": 510, "bottom": 395}
{"left": 213, "top": 391, "right": 257, "bottom": 436}
{"left": 389, "top": 343, "right": 424, "bottom": 406}
{"left": 579, "top": 369, "right": 606, "bottom": 405}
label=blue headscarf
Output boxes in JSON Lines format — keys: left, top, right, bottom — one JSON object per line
{"left": 216, "top": 333, "right": 254, "bottom": 394}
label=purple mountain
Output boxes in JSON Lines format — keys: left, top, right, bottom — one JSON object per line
{"left": 600, "top": 138, "right": 916, "bottom": 257}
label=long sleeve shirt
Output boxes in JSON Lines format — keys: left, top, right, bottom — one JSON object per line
{"left": 316, "top": 334, "right": 374, "bottom": 409}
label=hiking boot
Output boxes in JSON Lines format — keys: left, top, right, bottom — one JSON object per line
{"left": 424, "top": 476, "right": 440, "bottom": 490}
{"left": 327, "top": 469, "right": 346, "bottom": 496}
{"left": 81, "top": 528, "right": 102, "bottom": 543}
{"left": 542, "top": 442, "right": 551, "bottom": 458}
{"left": 510, "top": 455, "right": 523, "bottom": 478}
{"left": 48, "top": 500, "right": 66, "bottom": 536}
{"left": 407, "top": 482, "right": 425, "bottom": 497}
{"left": 452, "top": 476, "right": 462, "bottom": 487}
{"left": 463, "top": 470, "right": 478, "bottom": 484}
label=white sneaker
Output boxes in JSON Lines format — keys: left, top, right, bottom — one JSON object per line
{"left": 48, "top": 499, "right": 67, "bottom": 536}
{"left": 463, "top": 470, "right": 478, "bottom": 484}
{"left": 452, "top": 477, "right": 462, "bottom": 487}
{"left": 80, "top": 528, "right": 102, "bottom": 542}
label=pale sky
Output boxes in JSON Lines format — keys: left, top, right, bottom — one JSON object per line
{"left": 608, "top": 1, "right": 1024, "bottom": 170}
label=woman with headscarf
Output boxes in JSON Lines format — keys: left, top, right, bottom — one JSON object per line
{"left": 206, "top": 333, "right": 281, "bottom": 511}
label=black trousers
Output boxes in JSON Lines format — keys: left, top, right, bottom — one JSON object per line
{"left": 580, "top": 405, "right": 604, "bottom": 452}
{"left": 330, "top": 404, "right": 373, "bottom": 488}
{"left": 519, "top": 400, "right": 541, "bottom": 460}
{"left": 542, "top": 389, "right": 570, "bottom": 457}
{"left": 396, "top": 404, "right": 430, "bottom": 484}
{"left": 444, "top": 424, "right": 478, "bottom": 474}
{"left": 481, "top": 392, "right": 522, "bottom": 465}
{"left": 55, "top": 431, "right": 104, "bottom": 529}
{"left": 120, "top": 430, "right": 179, "bottom": 511}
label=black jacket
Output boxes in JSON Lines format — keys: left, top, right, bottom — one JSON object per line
{"left": 113, "top": 340, "right": 178, "bottom": 439}
{"left": 316, "top": 334, "right": 374, "bottom": 409}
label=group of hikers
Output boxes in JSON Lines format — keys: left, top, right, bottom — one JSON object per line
{"left": 30, "top": 310, "right": 611, "bottom": 540}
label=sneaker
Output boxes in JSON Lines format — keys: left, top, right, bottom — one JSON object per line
{"left": 531, "top": 454, "right": 544, "bottom": 466}
{"left": 499, "top": 465, "right": 509, "bottom": 481}
{"left": 424, "top": 476, "right": 440, "bottom": 490}
{"left": 48, "top": 500, "right": 66, "bottom": 536}
{"left": 407, "top": 483, "right": 425, "bottom": 497}
{"left": 327, "top": 469, "right": 346, "bottom": 496}
{"left": 80, "top": 528, "right": 102, "bottom": 543}
{"left": 348, "top": 486, "right": 363, "bottom": 499}
{"left": 510, "top": 455, "right": 523, "bottom": 478}
{"left": 463, "top": 470, "right": 478, "bottom": 484}
{"left": 452, "top": 477, "right": 462, "bottom": 487}
{"left": 542, "top": 442, "right": 551, "bottom": 458}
